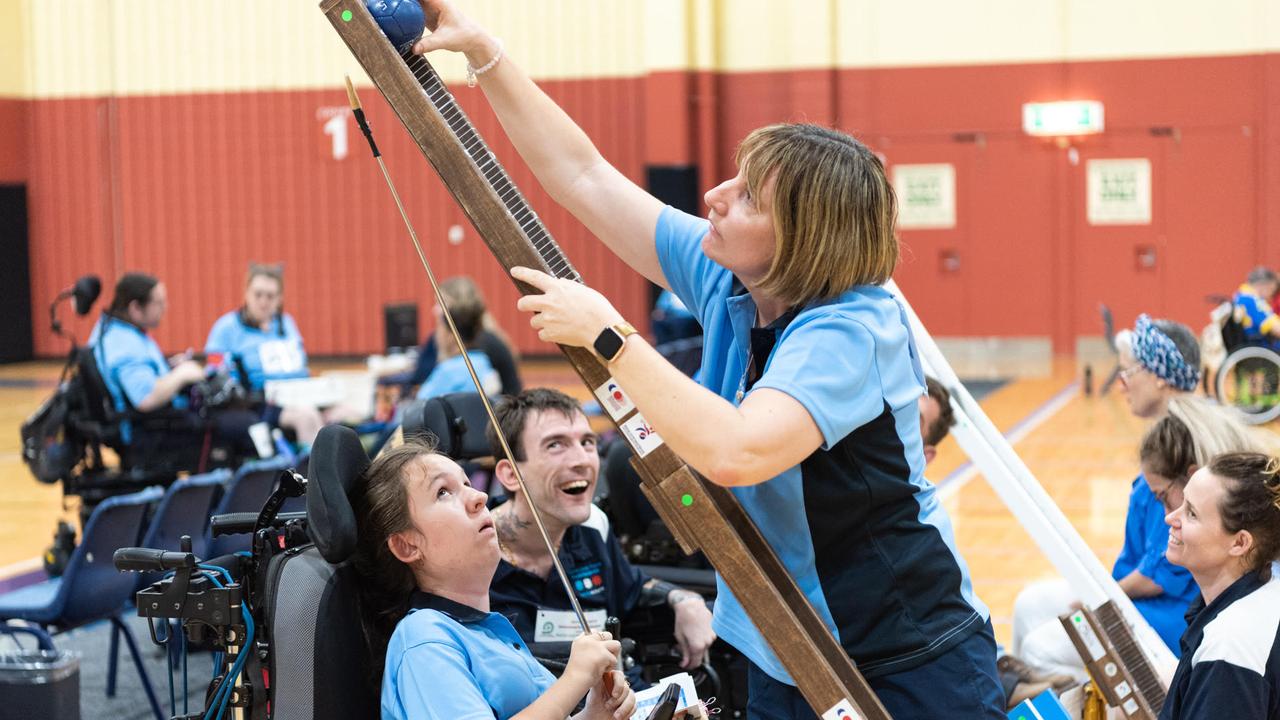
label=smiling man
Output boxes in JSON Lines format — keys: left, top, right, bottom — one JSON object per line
{"left": 485, "top": 388, "right": 716, "bottom": 681}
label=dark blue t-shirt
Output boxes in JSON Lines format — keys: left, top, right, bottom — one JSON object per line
{"left": 489, "top": 508, "right": 645, "bottom": 661}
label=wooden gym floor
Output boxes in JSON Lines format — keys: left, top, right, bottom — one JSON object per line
{"left": 0, "top": 355, "right": 1193, "bottom": 646}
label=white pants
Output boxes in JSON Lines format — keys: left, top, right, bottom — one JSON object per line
{"left": 1011, "top": 578, "right": 1090, "bottom": 684}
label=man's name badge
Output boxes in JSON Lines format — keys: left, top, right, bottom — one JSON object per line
{"left": 533, "top": 607, "right": 608, "bottom": 643}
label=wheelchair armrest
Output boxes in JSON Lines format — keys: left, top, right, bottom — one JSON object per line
{"left": 635, "top": 565, "right": 718, "bottom": 597}
{"left": 127, "top": 408, "right": 203, "bottom": 432}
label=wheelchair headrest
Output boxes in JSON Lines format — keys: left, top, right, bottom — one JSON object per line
{"left": 307, "top": 424, "right": 370, "bottom": 564}
{"left": 72, "top": 275, "right": 102, "bottom": 316}
{"left": 401, "top": 392, "right": 494, "bottom": 461}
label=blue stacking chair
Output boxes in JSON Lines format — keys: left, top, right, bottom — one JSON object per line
{"left": 0, "top": 486, "right": 165, "bottom": 720}
{"left": 134, "top": 470, "right": 229, "bottom": 574}
{"left": 206, "top": 457, "right": 291, "bottom": 557}
{"left": 116, "top": 470, "right": 227, "bottom": 682}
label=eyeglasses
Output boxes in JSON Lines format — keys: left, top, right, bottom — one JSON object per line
{"left": 1118, "top": 364, "right": 1147, "bottom": 381}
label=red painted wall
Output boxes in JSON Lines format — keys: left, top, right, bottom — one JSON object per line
{"left": 25, "top": 53, "right": 1280, "bottom": 356}
{"left": 27, "top": 80, "right": 651, "bottom": 356}
{"left": 712, "top": 54, "right": 1278, "bottom": 350}
{"left": 0, "top": 99, "right": 27, "bottom": 184}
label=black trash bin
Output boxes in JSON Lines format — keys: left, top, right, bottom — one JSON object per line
{"left": 0, "top": 634, "right": 81, "bottom": 720}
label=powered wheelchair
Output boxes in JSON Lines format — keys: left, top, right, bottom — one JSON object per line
{"left": 1202, "top": 296, "right": 1280, "bottom": 425}
{"left": 21, "top": 275, "right": 259, "bottom": 578}
{"left": 112, "top": 412, "right": 716, "bottom": 719}
{"left": 21, "top": 276, "right": 255, "bottom": 509}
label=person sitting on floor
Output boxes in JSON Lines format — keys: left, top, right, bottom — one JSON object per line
{"left": 1012, "top": 316, "right": 1209, "bottom": 683}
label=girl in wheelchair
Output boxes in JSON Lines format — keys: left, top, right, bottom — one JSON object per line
{"left": 353, "top": 439, "right": 637, "bottom": 720}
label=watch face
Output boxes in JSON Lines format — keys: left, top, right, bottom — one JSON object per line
{"left": 593, "top": 327, "right": 624, "bottom": 361}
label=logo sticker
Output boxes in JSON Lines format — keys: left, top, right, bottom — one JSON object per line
{"left": 620, "top": 414, "right": 664, "bottom": 457}
{"left": 821, "top": 699, "right": 861, "bottom": 720}
{"left": 569, "top": 563, "right": 606, "bottom": 598}
{"left": 593, "top": 379, "right": 636, "bottom": 420}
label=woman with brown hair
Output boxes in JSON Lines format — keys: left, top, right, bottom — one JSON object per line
{"left": 352, "top": 440, "right": 635, "bottom": 720}
{"left": 411, "top": 2, "right": 1003, "bottom": 716}
{"left": 1160, "top": 452, "right": 1280, "bottom": 719}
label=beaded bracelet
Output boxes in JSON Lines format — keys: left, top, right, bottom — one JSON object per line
{"left": 466, "top": 38, "right": 504, "bottom": 88}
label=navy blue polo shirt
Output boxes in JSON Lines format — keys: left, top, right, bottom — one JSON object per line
{"left": 489, "top": 508, "right": 645, "bottom": 660}
{"left": 654, "top": 205, "right": 988, "bottom": 683}
{"left": 382, "top": 591, "right": 556, "bottom": 720}
{"left": 1160, "top": 567, "right": 1280, "bottom": 719}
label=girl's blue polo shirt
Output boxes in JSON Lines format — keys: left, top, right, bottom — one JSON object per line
{"left": 654, "top": 206, "right": 989, "bottom": 684}
{"left": 204, "top": 310, "right": 309, "bottom": 391}
{"left": 1115, "top": 475, "right": 1198, "bottom": 654}
{"left": 383, "top": 591, "right": 556, "bottom": 720}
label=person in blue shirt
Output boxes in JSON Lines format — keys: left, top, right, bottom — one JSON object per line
{"left": 415, "top": 279, "right": 502, "bottom": 401}
{"left": 1013, "top": 317, "right": 1221, "bottom": 681}
{"left": 205, "top": 263, "right": 326, "bottom": 445}
{"left": 384, "top": 276, "right": 522, "bottom": 398}
{"left": 412, "top": 4, "right": 1004, "bottom": 716}
{"left": 90, "top": 273, "right": 206, "bottom": 419}
{"left": 89, "top": 272, "right": 253, "bottom": 460}
{"left": 352, "top": 440, "right": 636, "bottom": 720}
{"left": 1160, "top": 452, "right": 1280, "bottom": 719}
{"left": 1232, "top": 266, "right": 1280, "bottom": 350}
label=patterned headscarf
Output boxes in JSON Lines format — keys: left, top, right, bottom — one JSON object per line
{"left": 1131, "top": 314, "right": 1199, "bottom": 391}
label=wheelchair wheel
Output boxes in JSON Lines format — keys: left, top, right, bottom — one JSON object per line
{"left": 1215, "top": 346, "right": 1280, "bottom": 425}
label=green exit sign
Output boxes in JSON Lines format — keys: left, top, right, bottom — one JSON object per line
{"left": 1022, "top": 100, "right": 1104, "bottom": 137}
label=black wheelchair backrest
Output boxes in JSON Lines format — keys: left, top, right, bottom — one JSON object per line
{"left": 306, "top": 424, "right": 370, "bottom": 564}
{"left": 76, "top": 346, "right": 117, "bottom": 424}
{"left": 266, "top": 423, "right": 378, "bottom": 719}
{"left": 400, "top": 392, "right": 494, "bottom": 461}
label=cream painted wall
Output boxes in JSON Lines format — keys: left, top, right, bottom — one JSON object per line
{"left": 0, "top": 0, "right": 30, "bottom": 97}
{"left": 14, "top": 0, "right": 1280, "bottom": 98}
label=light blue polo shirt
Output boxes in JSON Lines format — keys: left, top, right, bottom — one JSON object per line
{"left": 415, "top": 351, "right": 500, "bottom": 400}
{"left": 204, "top": 311, "right": 309, "bottom": 391}
{"left": 654, "top": 205, "right": 988, "bottom": 683}
{"left": 383, "top": 591, "right": 556, "bottom": 720}
{"left": 88, "top": 317, "right": 189, "bottom": 443}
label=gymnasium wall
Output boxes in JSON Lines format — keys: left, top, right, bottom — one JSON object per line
{"left": 4, "top": 0, "right": 1279, "bottom": 356}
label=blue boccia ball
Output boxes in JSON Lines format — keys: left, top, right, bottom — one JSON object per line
{"left": 366, "top": 0, "right": 426, "bottom": 52}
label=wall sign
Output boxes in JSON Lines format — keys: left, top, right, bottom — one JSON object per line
{"left": 893, "top": 163, "right": 956, "bottom": 229}
{"left": 1087, "top": 158, "right": 1152, "bottom": 225}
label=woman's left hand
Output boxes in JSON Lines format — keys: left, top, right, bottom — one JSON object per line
{"left": 511, "top": 267, "right": 626, "bottom": 349}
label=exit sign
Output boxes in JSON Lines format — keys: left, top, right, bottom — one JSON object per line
{"left": 1022, "top": 101, "right": 1105, "bottom": 136}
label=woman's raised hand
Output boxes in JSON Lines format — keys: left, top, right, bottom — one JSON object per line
{"left": 412, "top": 0, "right": 493, "bottom": 60}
